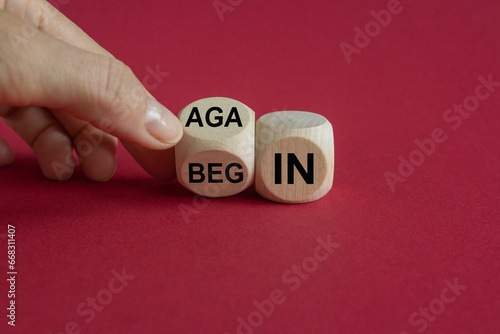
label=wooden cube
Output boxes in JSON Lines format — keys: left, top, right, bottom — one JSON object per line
{"left": 255, "top": 111, "right": 334, "bottom": 203}
{"left": 175, "top": 97, "right": 255, "bottom": 197}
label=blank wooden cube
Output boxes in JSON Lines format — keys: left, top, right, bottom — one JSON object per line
{"left": 175, "top": 97, "right": 255, "bottom": 197}
{"left": 255, "top": 111, "right": 334, "bottom": 203}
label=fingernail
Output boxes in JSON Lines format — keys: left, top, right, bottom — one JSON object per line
{"left": 145, "top": 97, "right": 182, "bottom": 146}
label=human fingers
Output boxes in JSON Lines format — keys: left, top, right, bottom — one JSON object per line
{"left": 51, "top": 110, "right": 118, "bottom": 182}
{"left": 0, "top": 11, "right": 182, "bottom": 150}
{"left": 2, "top": 106, "right": 74, "bottom": 180}
{"left": 1, "top": 3, "right": 180, "bottom": 180}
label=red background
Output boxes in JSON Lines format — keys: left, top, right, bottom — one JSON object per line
{"left": 1, "top": 0, "right": 499, "bottom": 333}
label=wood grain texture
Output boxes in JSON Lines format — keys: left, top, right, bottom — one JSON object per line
{"left": 175, "top": 97, "right": 255, "bottom": 197}
{"left": 255, "top": 111, "right": 334, "bottom": 203}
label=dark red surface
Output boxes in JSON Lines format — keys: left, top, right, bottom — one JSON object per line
{"left": 1, "top": 0, "right": 499, "bottom": 333}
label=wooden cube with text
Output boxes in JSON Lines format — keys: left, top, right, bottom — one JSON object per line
{"left": 175, "top": 97, "right": 255, "bottom": 197}
{"left": 255, "top": 111, "right": 334, "bottom": 203}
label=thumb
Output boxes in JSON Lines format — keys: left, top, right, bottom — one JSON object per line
{"left": 0, "top": 12, "right": 182, "bottom": 150}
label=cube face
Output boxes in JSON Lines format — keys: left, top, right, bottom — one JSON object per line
{"left": 257, "top": 137, "right": 329, "bottom": 202}
{"left": 255, "top": 111, "right": 334, "bottom": 203}
{"left": 179, "top": 150, "right": 249, "bottom": 197}
{"left": 178, "top": 97, "right": 253, "bottom": 140}
{"left": 175, "top": 97, "right": 255, "bottom": 197}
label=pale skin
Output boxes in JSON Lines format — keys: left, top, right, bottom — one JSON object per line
{"left": 0, "top": 0, "right": 183, "bottom": 181}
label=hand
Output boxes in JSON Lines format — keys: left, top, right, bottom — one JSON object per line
{"left": 0, "top": 0, "right": 183, "bottom": 181}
